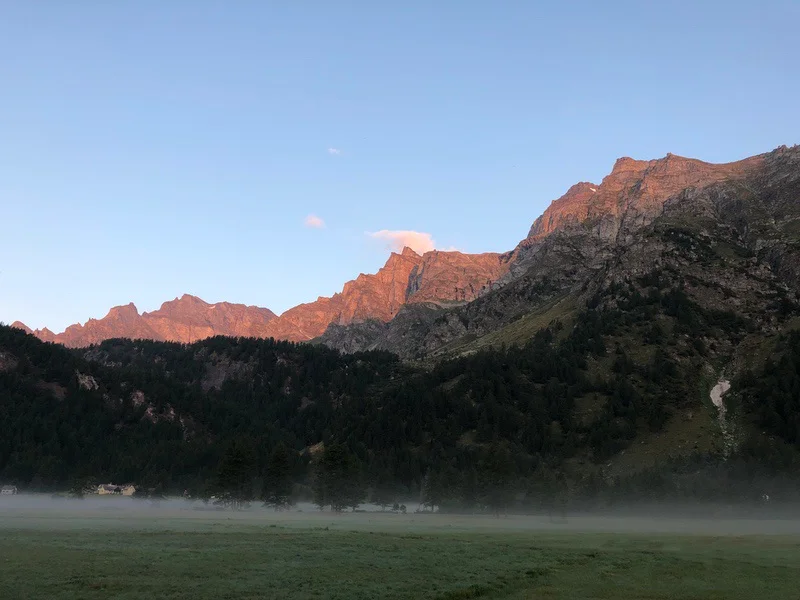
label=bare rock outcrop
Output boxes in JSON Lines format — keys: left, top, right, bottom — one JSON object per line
{"left": 16, "top": 249, "right": 510, "bottom": 347}
{"left": 14, "top": 146, "right": 797, "bottom": 357}
{"left": 321, "top": 145, "right": 800, "bottom": 358}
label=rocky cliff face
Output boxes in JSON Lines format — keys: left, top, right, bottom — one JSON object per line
{"left": 249, "top": 250, "right": 423, "bottom": 343}
{"left": 13, "top": 296, "right": 279, "bottom": 348}
{"left": 243, "top": 248, "right": 509, "bottom": 342}
{"left": 526, "top": 152, "right": 763, "bottom": 242}
{"left": 14, "top": 146, "right": 796, "bottom": 353}
{"left": 14, "top": 248, "right": 510, "bottom": 347}
{"left": 406, "top": 250, "right": 510, "bottom": 304}
{"left": 320, "top": 146, "right": 800, "bottom": 358}
{"left": 142, "top": 296, "right": 279, "bottom": 343}
{"left": 11, "top": 321, "right": 57, "bottom": 343}
{"left": 499, "top": 150, "right": 767, "bottom": 283}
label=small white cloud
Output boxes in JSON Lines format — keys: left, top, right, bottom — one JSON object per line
{"left": 304, "top": 214, "right": 326, "bottom": 229}
{"left": 327, "top": 147, "right": 341, "bottom": 156}
{"left": 368, "top": 230, "right": 436, "bottom": 255}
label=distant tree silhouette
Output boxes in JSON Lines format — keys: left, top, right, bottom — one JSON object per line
{"left": 213, "top": 438, "right": 256, "bottom": 510}
{"left": 262, "top": 442, "right": 294, "bottom": 510}
{"left": 480, "top": 444, "right": 515, "bottom": 516}
{"left": 370, "top": 469, "right": 398, "bottom": 511}
{"left": 313, "top": 443, "right": 364, "bottom": 512}
{"left": 68, "top": 477, "right": 96, "bottom": 499}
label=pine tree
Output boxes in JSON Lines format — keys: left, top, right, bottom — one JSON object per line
{"left": 460, "top": 468, "right": 479, "bottom": 513}
{"left": 370, "top": 469, "right": 397, "bottom": 511}
{"left": 480, "top": 444, "right": 515, "bottom": 516}
{"left": 68, "top": 477, "right": 95, "bottom": 499}
{"left": 312, "top": 443, "right": 364, "bottom": 512}
{"left": 214, "top": 438, "right": 257, "bottom": 510}
{"left": 421, "top": 469, "right": 444, "bottom": 512}
{"left": 262, "top": 442, "right": 294, "bottom": 510}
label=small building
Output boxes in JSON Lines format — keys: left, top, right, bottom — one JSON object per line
{"left": 121, "top": 485, "right": 136, "bottom": 496}
{"left": 97, "top": 484, "right": 122, "bottom": 495}
{"left": 1, "top": 485, "right": 18, "bottom": 495}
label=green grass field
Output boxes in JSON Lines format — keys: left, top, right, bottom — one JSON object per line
{"left": 2, "top": 506, "right": 799, "bottom": 599}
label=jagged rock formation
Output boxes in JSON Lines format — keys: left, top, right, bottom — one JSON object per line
{"left": 3, "top": 145, "right": 800, "bottom": 496}
{"left": 406, "top": 250, "right": 511, "bottom": 303}
{"left": 266, "top": 248, "right": 508, "bottom": 341}
{"left": 12, "top": 146, "right": 798, "bottom": 354}
{"left": 261, "top": 247, "right": 427, "bottom": 342}
{"left": 526, "top": 153, "right": 761, "bottom": 242}
{"left": 502, "top": 150, "right": 765, "bottom": 281}
{"left": 13, "top": 297, "right": 278, "bottom": 347}
{"left": 320, "top": 146, "right": 800, "bottom": 358}
{"left": 13, "top": 248, "right": 509, "bottom": 347}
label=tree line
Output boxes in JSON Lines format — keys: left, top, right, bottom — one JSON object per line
{"left": 1, "top": 273, "right": 798, "bottom": 508}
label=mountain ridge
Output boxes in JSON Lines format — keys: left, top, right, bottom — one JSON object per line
{"left": 319, "top": 145, "right": 800, "bottom": 358}
{"left": 12, "top": 248, "right": 509, "bottom": 347}
{"left": 3, "top": 144, "right": 800, "bottom": 501}
{"left": 11, "top": 146, "right": 796, "bottom": 351}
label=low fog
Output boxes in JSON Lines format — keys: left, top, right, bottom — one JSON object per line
{"left": 4, "top": 494, "right": 800, "bottom": 537}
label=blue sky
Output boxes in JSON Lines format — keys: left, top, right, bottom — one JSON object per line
{"left": 1, "top": 1, "right": 798, "bottom": 331}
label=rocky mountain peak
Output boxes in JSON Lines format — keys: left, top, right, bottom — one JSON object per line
{"left": 106, "top": 303, "right": 140, "bottom": 319}
{"left": 15, "top": 146, "right": 791, "bottom": 351}
{"left": 609, "top": 156, "right": 650, "bottom": 175}
{"left": 37, "top": 328, "right": 57, "bottom": 343}
{"left": 406, "top": 250, "right": 508, "bottom": 304}
{"left": 400, "top": 246, "right": 421, "bottom": 258}
{"left": 526, "top": 182, "right": 600, "bottom": 239}
{"left": 381, "top": 247, "right": 423, "bottom": 271}
{"left": 10, "top": 321, "right": 32, "bottom": 334}
{"left": 10, "top": 321, "right": 56, "bottom": 343}
{"left": 525, "top": 149, "right": 768, "bottom": 244}
{"left": 146, "top": 294, "right": 209, "bottom": 318}
{"left": 19, "top": 243, "right": 508, "bottom": 347}
{"left": 256, "top": 247, "right": 508, "bottom": 342}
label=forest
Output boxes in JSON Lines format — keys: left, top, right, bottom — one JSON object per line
{"left": 2, "top": 280, "right": 800, "bottom": 512}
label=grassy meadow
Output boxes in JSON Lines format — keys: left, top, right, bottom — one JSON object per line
{"left": 1, "top": 501, "right": 799, "bottom": 599}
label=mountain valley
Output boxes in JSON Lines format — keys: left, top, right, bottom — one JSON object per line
{"left": 3, "top": 144, "right": 800, "bottom": 508}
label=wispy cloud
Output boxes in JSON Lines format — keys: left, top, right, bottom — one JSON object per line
{"left": 368, "top": 230, "right": 436, "bottom": 255}
{"left": 327, "top": 147, "right": 342, "bottom": 156}
{"left": 304, "top": 214, "right": 326, "bottom": 229}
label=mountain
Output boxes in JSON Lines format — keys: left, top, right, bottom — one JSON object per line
{"left": 320, "top": 146, "right": 800, "bottom": 358}
{"left": 266, "top": 248, "right": 509, "bottom": 341}
{"left": 10, "top": 145, "right": 799, "bottom": 360}
{"left": 3, "top": 304, "right": 800, "bottom": 503}
{"left": 13, "top": 296, "right": 278, "bottom": 348}
{"left": 525, "top": 152, "right": 761, "bottom": 242}
{"left": 13, "top": 248, "right": 509, "bottom": 347}
{"left": 3, "top": 144, "right": 800, "bottom": 504}
{"left": 0, "top": 323, "right": 399, "bottom": 492}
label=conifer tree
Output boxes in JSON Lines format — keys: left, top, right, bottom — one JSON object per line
{"left": 214, "top": 438, "right": 256, "bottom": 510}
{"left": 262, "top": 442, "right": 293, "bottom": 510}
{"left": 312, "top": 443, "right": 364, "bottom": 512}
